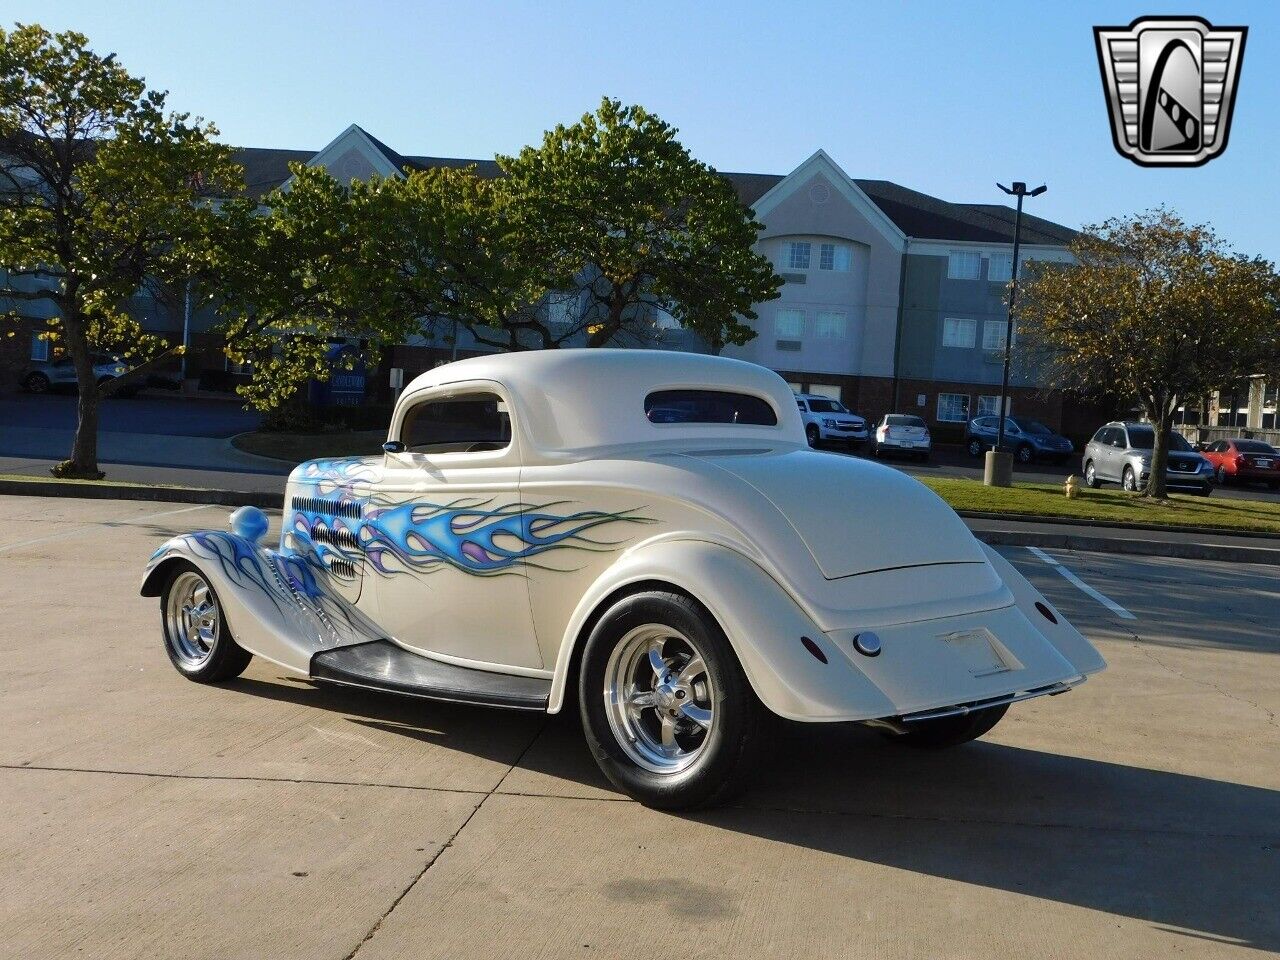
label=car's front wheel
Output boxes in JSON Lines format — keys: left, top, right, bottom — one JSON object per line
{"left": 966, "top": 438, "right": 983, "bottom": 457}
{"left": 579, "top": 591, "right": 764, "bottom": 810}
{"left": 805, "top": 424, "right": 821, "bottom": 448}
{"left": 1216, "top": 465, "right": 1230, "bottom": 486}
{"left": 22, "top": 372, "right": 50, "bottom": 393}
{"left": 892, "top": 704, "right": 1009, "bottom": 748}
{"left": 160, "top": 561, "right": 252, "bottom": 682}
{"left": 1016, "top": 444, "right": 1034, "bottom": 464}
{"left": 1123, "top": 465, "right": 1139, "bottom": 492}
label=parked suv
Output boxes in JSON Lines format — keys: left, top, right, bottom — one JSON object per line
{"left": 795, "top": 393, "right": 869, "bottom": 447}
{"left": 22, "top": 354, "right": 132, "bottom": 394}
{"left": 965, "top": 415, "right": 1074, "bottom": 464}
{"left": 1083, "top": 422, "right": 1213, "bottom": 495}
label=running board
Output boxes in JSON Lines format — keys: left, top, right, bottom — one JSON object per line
{"left": 310, "top": 641, "right": 551, "bottom": 711}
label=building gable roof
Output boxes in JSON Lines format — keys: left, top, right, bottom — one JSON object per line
{"left": 230, "top": 132, "right": 1076, "bottom": 246}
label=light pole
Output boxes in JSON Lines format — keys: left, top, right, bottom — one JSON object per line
{"left": 984, "top": 180, "right": 1046, "bottom": 488}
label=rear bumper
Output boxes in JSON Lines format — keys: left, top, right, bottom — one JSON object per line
{"left": 877, "top": 438, "right": 931, "bottom": 450}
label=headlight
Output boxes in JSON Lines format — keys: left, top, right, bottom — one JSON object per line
{"left": 1199, "top": 461, "right": 1212, "bottom": 472}
{"left": 1139, "top": 456, "right": 1152, "bottom": 467}
{"left": 822, "top": 418, "right": 836, "bottom": 427}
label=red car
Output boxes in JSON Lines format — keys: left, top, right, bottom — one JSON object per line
{"left": 1199, "top": 438, "right": 1280, "bottom": 489}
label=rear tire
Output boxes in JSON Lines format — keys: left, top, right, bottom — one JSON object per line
{"left": 578, "top": 591, "right": 765, "bottom": 810}
{"left": 1084, "top": 460, "right": 1101, "bottom": 488}
{"left": 892, "top": 704, "right": 1009, "bottom": 748}
{"left": 160, "top": 561, "right": 252, "bottom": 682}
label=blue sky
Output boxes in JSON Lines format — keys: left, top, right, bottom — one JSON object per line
{"left": 11, "top": 1, "right": 1277, "bottom": 259}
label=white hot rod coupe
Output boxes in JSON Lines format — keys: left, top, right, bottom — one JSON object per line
{"left": 142, "top": 350, "right": 1104, "bottom": 809}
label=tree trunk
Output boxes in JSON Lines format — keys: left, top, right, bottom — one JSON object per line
{"left": 1142, "top": 396, "right": 1174, "bottom": 500}
{"left": 58, "top": 313, "right": 105, "bottom": 479}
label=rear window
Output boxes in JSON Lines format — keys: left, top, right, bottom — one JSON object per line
{"left": 886, "top": 415, "right": 926, "bottom": 427}
{"left": 644, "top": 390, "right": 778, "bottom": 426}
{"left": 1235, "top": 440, "right": 1277, "bottom": 454}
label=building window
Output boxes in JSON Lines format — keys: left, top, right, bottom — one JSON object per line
{"left": 947, "top": 250, "right": 982, "bottom": 280}
{"left": 942, "top": 317, "right": 977, "bottom": 348}
{"left": 977, "top": 395, "right": 1003, "bottom": 417}
{"left": 818, "top": 243, "right": 851, "bottom": 272}
{"left": 982, "top": 321, "right": 1007, "bottom": 351}
{"left": 987, "top": 253, "right": 1013, "bottom": 282}
{"left": 775, "top": 308, "right": 804, "bottom": 340}
{"left": 786, "top": 242, "right": 811, "bottom": 270}
{"left": 938, "top": 393, "right": 970, "bottom": 423}
{"left": 813, "top": 311, "right": 847, "bottom": 339}
{"left": 30, "top": 333, "right": 50, "bottom": 362}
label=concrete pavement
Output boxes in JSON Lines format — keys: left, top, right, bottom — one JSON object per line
{"left": 0, "top": 495, "right": 1276, "bottom": 958}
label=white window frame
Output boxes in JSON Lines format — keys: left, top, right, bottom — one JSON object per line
{"left": 786, "top": 242, "right": 811, "bottom": 271}
{"left": 30, "top": 333, "right": 50, "bottom": 362}
{"left": 982, "top": 320, "right": 1008, "bottom": 351}
{"left": 947, "top": 250, "right": 982, "bottom": 280}
{"left": 977, "top": 395, "right": 1003, "bottom": 417}
{"left": 817, "top": 242, "right": 852, "bottom": 272}
{"left": 813, "top": 311, "right": 847, "bottom": 339}
{"left": 987, "top": 253, "right": 1013, "bottom": 283}
{"left": 937, "top": 393, "right": 971, "bottom": 423}
{"left": 775, "top": 308, "right": 805, "bottom": 340}
{"left": 942, "top": 317, "right": 977, "bottom": 348}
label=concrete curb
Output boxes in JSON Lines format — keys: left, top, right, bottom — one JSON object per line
{"left": 2, "top": 478, "right": 1277, "bottom": 565}
{"left": 0, "top": 479, "right": 282, "bottom": 510}
{"left": 956, "top": 508, "right": 1280, "bottom": 541}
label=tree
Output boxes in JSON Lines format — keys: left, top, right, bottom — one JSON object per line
{"left": 1017, "top": 209, "right": 1280, "bottom": 499}
{"left": 498, "top": 98, "right": 780, "bottom": 350}
{"left": 0, "top": 23, "right": 240, "bottom": 477}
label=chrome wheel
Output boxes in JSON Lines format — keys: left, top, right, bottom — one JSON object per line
{"left": 1085, "top": 461, "right": 1097, "bottom": 487}
{"left": 164, "top": 571, "right": 220, "bottom": 667}
{"left": 1123, "top": 466, "right": 1138, "bottom": 492}
{"left": 604, "top": 624, "right": 715, "bottom": 775}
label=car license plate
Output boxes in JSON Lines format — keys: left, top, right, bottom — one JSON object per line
{"left": 940, "top": 628, "right": 1011, "bottom": 677}
{"left": 1257, "top": 459, "right": 1272, "bottom": 468}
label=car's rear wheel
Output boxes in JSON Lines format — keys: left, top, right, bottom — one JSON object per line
{"left": 579, "top": 591, "right": 764, "bottom": 810}
{"left": 1084, "top": 460, "right": 1101, "bottom": 488}
{"left": 892, "top": 704, "right": 1009, "bottom": 748}
{"left": 160, "top": 562, "right": 252, "bottom": 682}
{"left": 806, "top": 424, "right": 820, "bottom": 448}
{"left": 22, "top": 372, "right": 50, "bottom": 393}
{"left": 966, "top": 438, "right": 982, "bottom": 457}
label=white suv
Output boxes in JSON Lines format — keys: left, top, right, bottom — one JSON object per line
{"left": 795, "top": 393, "right": 869, "bottom": 447}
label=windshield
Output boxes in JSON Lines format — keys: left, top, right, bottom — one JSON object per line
{"left": 806, "top": 398, "right": 847, "bottom": 414}
{"left": 1126, "top": 427, "right": 1192, "bottom": 452}
{"left": 1235, "top": 440, "right": 1277, "bottom": 454}
{"left": 1011, "top": 417, "right": 1052, "bottom": 435}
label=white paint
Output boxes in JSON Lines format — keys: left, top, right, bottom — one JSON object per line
{"left": 0, "top": 503, "right": 214, "bottom": 552}
{"left": 1026, "top": 547, "right": 1136, "bottom": 620}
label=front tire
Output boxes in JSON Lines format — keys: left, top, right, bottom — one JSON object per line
{"left": 579, "top": 591, "right": 764, "bottom": 810}
{"left": 1123, "top": 465, "right": 1138, "bottom": 492}
{"left": 892, "top": 704, "right": 1009, "bottom": 748}
{"left": 160, "top": 561, "right": 252, "bottom": 682}
{"left": 23, "top": 372, "right": 50, "bottom": 394}
{"left": 966, "top": 438, "right": 983, "bottom": 458}
{"left": 1216, "top": 465, "right": 1230, "bottom": 486}
{"left": 1016, "top": 443, "right": 1034, "bottom": 465}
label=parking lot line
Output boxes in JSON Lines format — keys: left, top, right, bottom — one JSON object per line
{"left": 0, "top": 503, "right": 213, "bottom": 552}
{"left": 1026, "top": 546, "right": 1136, "bottom": 620}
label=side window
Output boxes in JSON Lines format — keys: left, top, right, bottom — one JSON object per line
{"left": 1212, "top": 441, "right": 1228, "bottom": 453}
{"left": 399, "top": 392, "right": 511, "bottom": 454}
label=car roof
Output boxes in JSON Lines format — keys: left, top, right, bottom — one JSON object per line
{"left": 398, "top": 349, "right": 807, "bottom": 456}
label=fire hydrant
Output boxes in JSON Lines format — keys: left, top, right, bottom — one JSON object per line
{"left": 1064, "top": 475, "right": 1080, "bottom": 499}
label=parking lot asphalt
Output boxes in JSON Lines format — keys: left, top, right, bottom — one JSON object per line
{"left": 1, "top": 496, "right": 1277, "bottom": 959}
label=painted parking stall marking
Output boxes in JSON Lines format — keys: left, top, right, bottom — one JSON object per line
{"left": 1026, "top": 546, "right": 1136, "bottom": 620}
{"left": 0, "top": 503, "right": 214, "bottom": 553}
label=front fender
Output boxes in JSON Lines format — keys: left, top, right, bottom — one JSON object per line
{"left": 547, "top": 539, "right": 898, "bottom": 721}
{"left": 141, "top": 530, "right": 384, "bottom": 674}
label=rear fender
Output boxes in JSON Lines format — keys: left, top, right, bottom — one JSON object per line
{"left": 141, "top": 529, "right": 384, "bottom": 674}
{"left": 548, "top": 539, "right": 897, "bottom": 721}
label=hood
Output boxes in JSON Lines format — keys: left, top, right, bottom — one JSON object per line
{"left": 690, "top": 448, "right": 985, "bottom": 579}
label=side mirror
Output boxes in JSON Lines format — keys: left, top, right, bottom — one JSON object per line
{"left": 382, "top": 440, "right": 406, "bottom": 454}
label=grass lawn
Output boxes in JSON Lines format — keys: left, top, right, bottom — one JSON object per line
{"left": 232, "top": 429, "right": 385, "bottom": 464}
{"left": 0, "top": 472, "right": 193, "bottom": 489}
{"left": 922, "top": 477, "right": 1280, "bottom": 534}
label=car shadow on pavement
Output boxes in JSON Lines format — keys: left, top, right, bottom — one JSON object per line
{"left": 223, "top": 675, "right": 1279, "bottom": 951}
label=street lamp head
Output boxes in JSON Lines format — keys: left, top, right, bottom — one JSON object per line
{"left": 1029, "top": 184, "right": 1048, "bottom": 197}
{"left": 997, "top": 181, "right": 1047, "bottom": 197}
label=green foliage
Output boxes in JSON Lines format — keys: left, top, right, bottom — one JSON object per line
{"left": 1018, "top": 209, "right": 1280, "bottom": 498}
{"left": 0, "top": 22, "right": 239, "bottom": 474}
{"left": 498, "top": 98, "right": 780, "bottom": 349}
